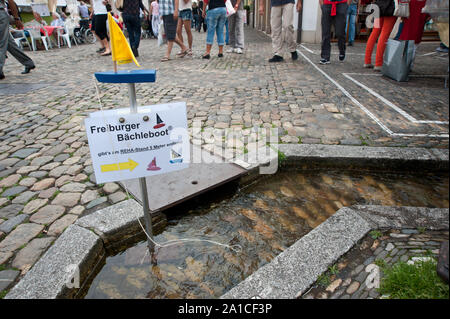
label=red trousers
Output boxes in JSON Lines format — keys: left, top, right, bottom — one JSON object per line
{"left": 364, "top": 16, "right": 397, "bottom": 67}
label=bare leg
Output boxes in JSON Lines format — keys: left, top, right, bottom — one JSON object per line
{"left": 218, "top": 45, "right": 223, "bottom": 55}
{"left": 176, "top": 18, "right": 184, "bottom": 51}
{"left": 165, "top": 40, "right": 175, "bottom": 58}
{"left": 183, "top": 19, "right": 193, "bottom": 50}
{"left": 204, "top": 43, "right": 212, "bottom": 55}
{"left": 101, "top": 38, "right": 111, "bottom": 54}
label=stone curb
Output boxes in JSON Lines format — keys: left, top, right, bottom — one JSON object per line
{"left": 5, "top": 224, "right": 103, "bottom": 299}
{"left": 221, "top": 206, "right": 449, "bottom": 299}
{"left": 4, "top": 145, "right": 449, "bottom": 299}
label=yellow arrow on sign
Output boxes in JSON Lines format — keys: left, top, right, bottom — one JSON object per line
{"left": 101, "top": 159, "right": 139, "bottom": 172}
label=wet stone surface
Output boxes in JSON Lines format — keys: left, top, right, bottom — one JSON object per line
{"left": 301, "top": 229, "right": 449, "bottom": 299}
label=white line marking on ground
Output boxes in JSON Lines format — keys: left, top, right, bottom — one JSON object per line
{"left": 343, "top": 73, "right": 449, "bottom": 125}
{"left": 297, "top": 49, "right": 449, "bottom": 138}
{"left": 300, "top": 44, "right": 315, "bottom": 54}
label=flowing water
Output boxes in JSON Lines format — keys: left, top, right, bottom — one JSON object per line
{"left": 84, "top": 169, "right": 449, "bottom": 299}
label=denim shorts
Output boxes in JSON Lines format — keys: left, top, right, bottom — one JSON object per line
{"left": 179, "top": 9, "right": 192, "bottom": 21}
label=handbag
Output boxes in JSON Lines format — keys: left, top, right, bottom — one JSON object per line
{"left": 381, "top": 39, "right": 415, "bottom": 82}
{"left": 393, "top": 0, "right": 409, "bottom": 18}
{"left": 225, "top": 0, "right": 236, "bottom": 17}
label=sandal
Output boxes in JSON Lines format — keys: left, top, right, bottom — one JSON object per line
{"left": 100, "top": 51, "right": 111, "bottom": 56}
{"left": 202, "top": 53, "right": 210, "bottom": 59}
{"left": 161, "top": 56, "right": 171, "bottom": 62}
{"left": 176, "top": 49, "right": 189, "bottom": 58}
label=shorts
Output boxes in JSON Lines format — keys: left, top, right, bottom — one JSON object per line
{"left": 162, "top": 14, "right": 177, "bottom": 41}
{"left": 94, "top": 14, "right": 108, "bottom": 40}
{"left": 179, "top": 9, "right": 192, "bottom": 21}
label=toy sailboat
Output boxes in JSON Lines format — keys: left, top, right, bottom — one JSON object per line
{"left": 147, "top": 157, "right": 161, "bottom": 171}
{"left": 169, "top": 149, "right": 183, "bottom": 164}
{"left": 153, "top": 114, "right": 165, "bottom": 129}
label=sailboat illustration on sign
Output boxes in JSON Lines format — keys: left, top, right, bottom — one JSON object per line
{"left": 147, "top": 157, "right": 161, "bottom": 171}
{"left": 153, "top": 114, "right": 165, "bottom": 129}
{"left": 169, "top": 148, "right": 183, "bottom": 164}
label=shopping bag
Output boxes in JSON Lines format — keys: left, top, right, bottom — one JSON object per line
{"left": 381, "top": 39, "right": 415, "bottom": 82}
{"left": 393, "top": 0, "right": 410, "bottom": 18}
{"left": 157, "top": 20, "right": 166, "bottom": 46}
{"left": 225, "top": 0, "right": 236, "bottom": 17}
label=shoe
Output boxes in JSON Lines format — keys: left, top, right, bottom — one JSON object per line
{"left": 21, "top": 65, "right": 35, "bottom": 74}
{"left": 187, "top": 49, "right": 193, "bottom": 57}
{"left": 235, "top": 48, "right": 243, "bottom": 54}
{"left": 291, "top": 50, "right": 298, "bottom": 60}
{"left": 364, "top": 64, "right": 373, "bottom": 68}
{"left": 96, "top": 47, "right": 106, "bottom": 53}
{"left": 218, "top": 53, "right": 223, "bottom": 58}
{"left": 202, "top": 53, "right": 210, "bottom": 59}
{"left": 319, "top": 58, "right": 330, "bottom": 65}
{"left": 268, "top": 55, "right": 284, "bottom": 63}
{"left": 176, "top": 49, "right": 189, "bottom": 58}
{"left": 100, "top": 52, "right": 111, "bottom": 56}
{"left": 339, "top": 53, "right": 345, "bottom": 62}
{"left": 0, "top": 72, "right": 5, "bottom": 80}
{"left": 132, "top": 47, "right": 139, "bottom": 57}
{"left": 348, "top": 42, "right": 353, "bottom": 46}
{"left": 374, "top": 65, "right": 382, "bottom": 72}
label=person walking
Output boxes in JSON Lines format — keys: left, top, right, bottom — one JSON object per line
{"left": 0, "top": 0, "right": 35, "bottom": 80}
{"left": 121, "top": 0, "right": 149, "bottom": 57}
{"left": 90, "top": 0, "right": 111, "bottom": 55}
{"left": 159, "top": 0, "right": 189, "bottom": 61}
{"left": 226, "top": 0, "right": 244, "bottom": 54}
{"left": 201, "top": 0, "right": 227, "bottom": 59}
{"left": 345, "top": 0, "right": 358, "bottom": 46}
{"left": 150, "top": 0, "right": 160, "bottom": 37}
{"left": 197, "top": 0, "right": 207, "bottom": 32}
{"left": 259, "top": 0, "right": 302, "bottom": 62}
{"left": 176, "top": 0, "right": 193, "bottom": 56}
{"left": 192, "top": 1, "right": 199, "bottom": 29}
{"left": 363, "top": 0, "right": 395, "bottom": 70}
{"left": 319, "top": 0, "right": 349, "bottom": 65}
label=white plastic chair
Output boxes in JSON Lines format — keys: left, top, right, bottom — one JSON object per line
{"left": 9, "top": 28, "right": 32, "bottom": 51}
{"left": 26, "top": 27, "right": 50, "bottom": 51}
{"left": 57, "top": 26, "right": 78, "bottom": 48}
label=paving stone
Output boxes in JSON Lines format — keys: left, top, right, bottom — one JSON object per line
{"left": 18, "top": 177, "right": 38, "bottom": 187}
{"left": 11, "top": 149, "right": 39, "bottom": 159}
{"left": 385, "top": 243, "right": 395, "bottom": 251}
{"left": 1, "top": 186, "right": 28, "bottom": 198}
{"left": 11, "top": 191, "right": 37, "bottom": 204}
{"left": 47, "top": 214, "right": 78, "bottom": 236}
{"left": 68, "top": 205, "right": 85, "bottom": 216}
{"left": 325, "top": 279, "right": 342, "bottom": 293}
{"left": 108, "top": 191, "right": 127, "bottom": 204}
{"left": 60, "top": 183, "right": 86, "bottom": 193}
{"left": 23, "top": 199, "right": 49, "bottom": 215}
{"left": 0, "top": 204, "right": 24, "bottom": 219}
{"left": 81, "top": 190, "right": 99, "bottom": 205}
{"left": 0, "top": 270, "right": 20, "bottom": 291}
{"left": 401, "top": 229, "right": 419, "bottom": 234}
{"left": 86, "top": 197, "right": 108, "bottom": 209}
{"left": 11, "top": 237, "right": 55, "bottom": 272}
{"left": 29, "top": 205, "right": 65, "bottom": 225}
{"left": 30, "top": 156, "right": 54, "bottom": 167}
{"left": 0, "top": 174, "right": 21, "bottom": 188}
{"left": 346, "top": 281, "right": 360, "bottom": 294}
{"left": 0, "top": 223, "right": 44, "bottom": 253}
{"left": 103, "top": 183, "right": 120, "bottom": 194}
{"left": 51, "top": 193, "right": 81, "bottom": 207}
{"left": 0, "top": 251, "right": 13, "bottom": 264}
{"left": 0, "top": 214, "right": 28, "bottom": 234}
{"left": 38, "top": 187, "right": 57, "bottom": 199}
{"left": 28, "top": 171, "right": 48, "bottom": 178}
{"left": 30, "top": 178, "right": 55, "bottom": 191}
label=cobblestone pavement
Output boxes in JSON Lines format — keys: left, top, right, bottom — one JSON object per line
{"left": 0, "top": 26, "right": 448, "bottom": 296}
{"left": 301, "top": 229, "right": 449, "bottom": 299}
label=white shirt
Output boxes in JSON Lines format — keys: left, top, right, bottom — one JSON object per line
{"left": 92, "top": 0, "right": 107, "bottom": 15}
{"left": 179, "top": 0, "right": 192, "bottom": 11}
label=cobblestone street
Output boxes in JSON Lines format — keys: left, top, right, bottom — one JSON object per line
{"left": 0, "top": 25, "right": 448, "bottom": 297}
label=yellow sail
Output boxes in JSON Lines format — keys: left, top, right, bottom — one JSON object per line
{"left": 107, "top": 12, "right": 140, "bottom": 67}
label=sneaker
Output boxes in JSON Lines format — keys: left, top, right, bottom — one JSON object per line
{"left": 374, "top": 65, "right": 382, "bottom": 72}
{"left": 235, "top": 48, "right": 243, "bottom": 54}
{"left": 269, "top": 55, "right": 284, "bottom": 63}
{"left": 96, "top": 47, "right": 106, "bottom": 53}
{"left": 319, "top": 58, "right": 330, "bottom": 65}
{"left": 339, "top": 53, "right": 345, "bottom": 62}
{"left": 364, "top": 64, "right": 373, "bottom": 68}
{"left": 291, "top": 50, "right": 298, "bottom": 60}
